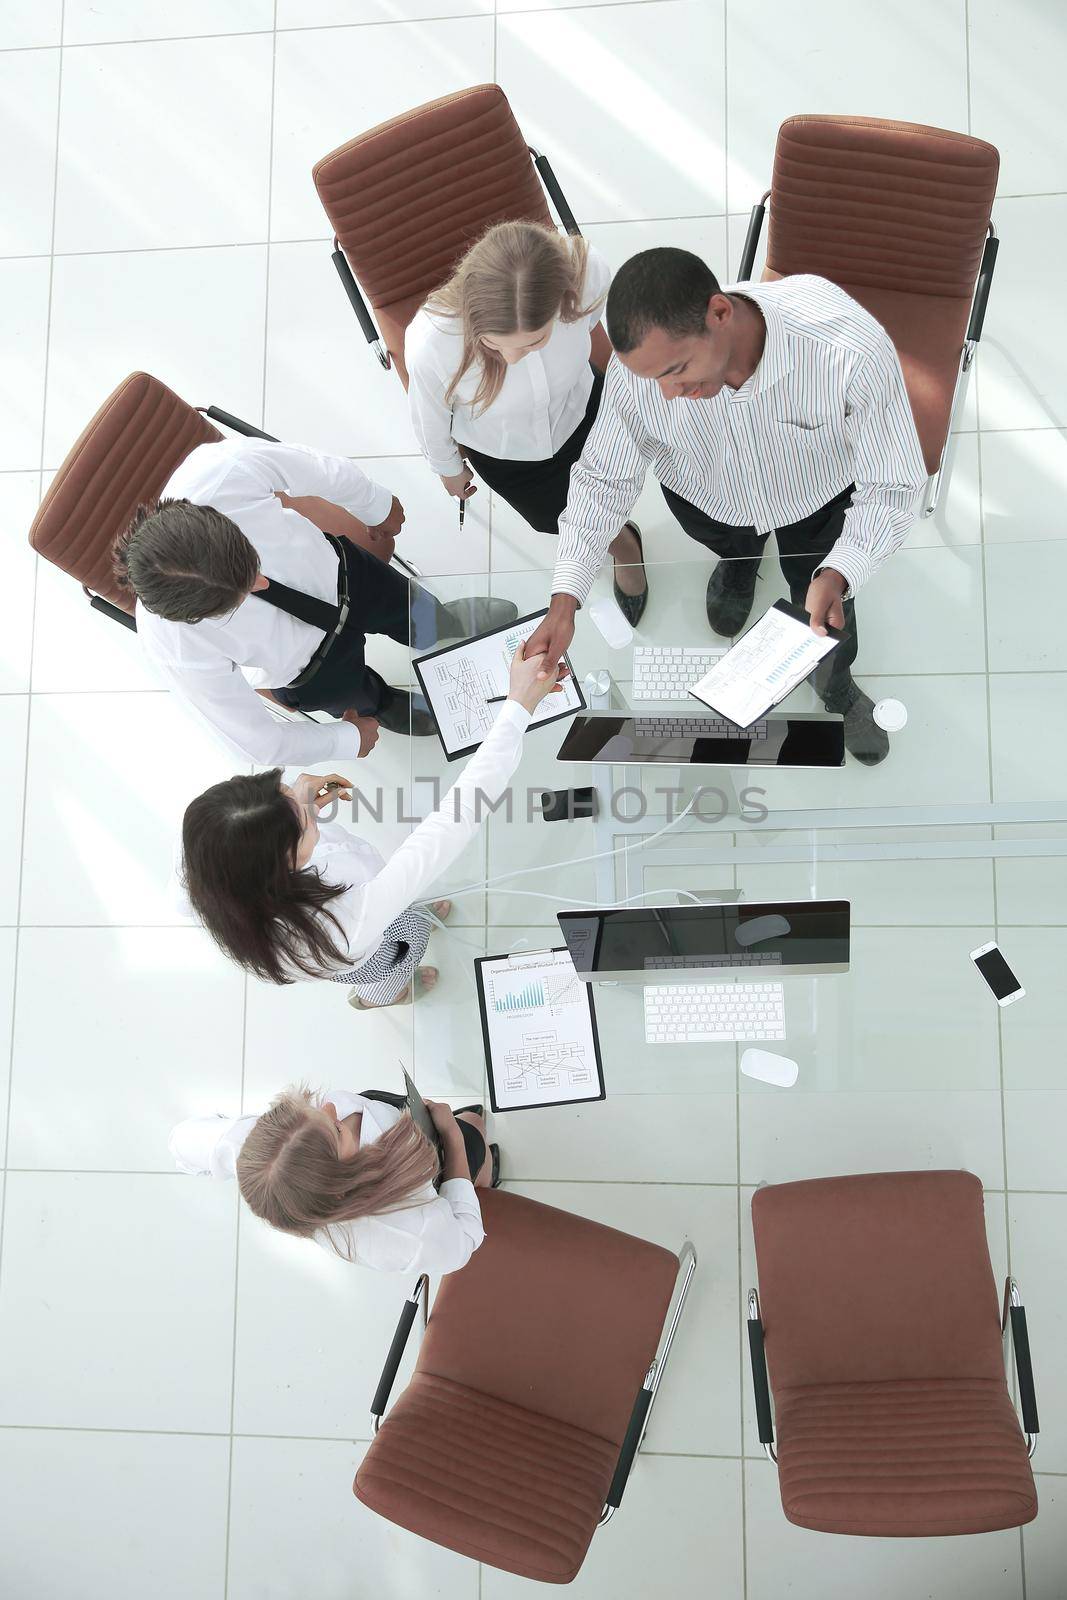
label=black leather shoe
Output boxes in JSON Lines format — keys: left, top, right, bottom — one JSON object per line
{"left": 612, "top": 521, "right": 648, "bottom": 628}
{"left": 376, "top": 687, "right": 437, "bottom": 737}
{"left": 705, "top": 559, "right": 759, "bottom": 636}
{"left": 489, "top": 1142, "right": 501, "bottom": 1188}
{"left": 828, "top": 685, "right": 890, "bottom": 766}
{"left": 435, "top": 596, "right": 520, "bottom": 642}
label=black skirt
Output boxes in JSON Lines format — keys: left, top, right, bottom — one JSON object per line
{"left": 461, "top": 368, "right": 605, "bottom": 536}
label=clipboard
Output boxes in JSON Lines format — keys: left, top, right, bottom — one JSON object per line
{"left": 413, "top": 608, "right": 586, "bottom": 761}
{"left": 688, "top": 599, "right": 843, "bottom": 730}
{"left": 474, "top": 948, "right": 606, "bottom": 1113}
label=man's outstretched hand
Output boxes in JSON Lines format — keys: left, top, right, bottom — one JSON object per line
{"left": 805, "top": 568, "right": 847, "bottom": 637}
{"left": 525, "top": 595, "right": 579, "bottom": 673}
{"left": 341, "top": 710, "right": 381, "bottom": 758}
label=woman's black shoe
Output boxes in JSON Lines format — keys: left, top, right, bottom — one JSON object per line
{"left": 489, "top": 1143, "right": 501, "bottom": 1188}
{"left": 612, "top": 521, "right": 648, "bottom": 628}
{"left": 456, "top": 1103, "right": 484, "bottom": 1119}
{"left": 376, "top": 688, "right": 437, "bottom": 737}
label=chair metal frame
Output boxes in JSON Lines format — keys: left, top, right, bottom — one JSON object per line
{"left": 327, "top": 143, "right": 583, "bottom": 376}
{"left": 735, "top": 191, "right": 999, "bottom": 519}
{"left": 746, "top": 1272, "right": 1040, "bottom": 1473}
{"left": 368, "top": 1239, "right": 697, "bottom": 1528}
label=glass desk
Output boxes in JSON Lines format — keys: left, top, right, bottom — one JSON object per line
{"left": 367, "top": 551, "right": 1067, "bottom": 1115}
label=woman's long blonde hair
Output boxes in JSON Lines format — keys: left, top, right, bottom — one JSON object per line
{"left": 236, "top": 1087, "right": 439, "bottom": 1261}
{"left": 427, "top": 220, "right": 604, "bottom": 418}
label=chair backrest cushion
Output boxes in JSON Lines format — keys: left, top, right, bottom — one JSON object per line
{"left": 416, "top": 1189, "right": 679, "bottom": 1445}
{"left": 752, "top": 1170, "right": 1004, "bottom": 1389}
{"left": 29, "top": 371, "right": 221, "bottom": 615}
{"left": 765, "top": 115, "right": 999, "bottom": 298}
{"left": 313, "top": 85, "right": 556, "bottom": 382}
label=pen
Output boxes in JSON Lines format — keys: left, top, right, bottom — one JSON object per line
{"left": 485, "top": 695, "right": 506, "bottom": 705}
{"left": 459, "top": 494, "right": 465, "bottom": 531}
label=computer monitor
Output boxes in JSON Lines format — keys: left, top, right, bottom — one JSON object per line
{"left": 556, "top": 900, "right": 850, "bottom": 984}
{"left": 556, "top": 712, "right": 845, "bottom": 768}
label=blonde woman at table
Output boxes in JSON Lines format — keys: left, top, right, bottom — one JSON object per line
{"left": 405, "top": 219, "right": 647, "bottom": 623}
{"left": 170, "top": 1086, "right": 498, "bottom": 1275}
{"left": 176, "top": 647, "right": 563, "bottom": 1008}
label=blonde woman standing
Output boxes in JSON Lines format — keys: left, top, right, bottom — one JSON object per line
{"left": 405, "top": 220, "right": 647, "bottom": 623}
{"left": 171, "top": 1087, "right": 498, "bottom": 1275}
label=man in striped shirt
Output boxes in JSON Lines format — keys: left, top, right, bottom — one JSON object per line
{"left": 526, "top": 249, "right": 927, "bottom": 764}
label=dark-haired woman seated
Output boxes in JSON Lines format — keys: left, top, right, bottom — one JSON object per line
{"left": 176, "top": 647, "right": 562, "bottom": 1006}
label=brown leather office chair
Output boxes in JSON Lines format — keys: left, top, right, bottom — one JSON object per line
{"left": 312, "top": 82, "right": 613, "bottom": 389}
{"left": 736, "top": 115, "right": 1000, "bottom": 516}
{"left": 28, "top": 371, "right": 405, "bottom": 638}
{"left": 747, "top": 1171, "right": 1039, "bottom": 1537}
{"left": 355, "top": 1188, "right": 696, "bottom": 1583}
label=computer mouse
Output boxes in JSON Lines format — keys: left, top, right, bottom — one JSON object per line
{"left": 740, "top": 1049, "right": 799, "bottom": 1087}
{"left": 735, "top": 913, "right": 791, "bottom": 946}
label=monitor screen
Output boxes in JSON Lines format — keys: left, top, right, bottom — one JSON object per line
{"left": 557, "top": 901, "right": 850, "bottom": 982}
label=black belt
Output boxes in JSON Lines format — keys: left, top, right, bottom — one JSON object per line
{"left": 283, "top": 533, "right": 351, "bottom": 690}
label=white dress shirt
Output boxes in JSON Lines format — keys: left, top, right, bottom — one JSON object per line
{"left": 137, "top": 439, "right": 394, "bottom": 766}
{"left": 172, "top": 698, "right": 532, "bottom": 977}
{"left": 404, "top": 245, "right": 612, "bottom": 476}
{"left": 554, "top": 275, "right": 926, "bottom": 604}
{"left": 169, "top": 1090, "right": 485, "bottom": 1276}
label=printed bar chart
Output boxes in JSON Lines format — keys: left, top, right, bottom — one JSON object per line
{"left": 493, "top": 978, "right": 546, "bottom": 1014}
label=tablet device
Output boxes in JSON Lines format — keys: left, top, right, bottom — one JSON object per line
{"left": 413, "top": 609, "right": 586, "bottom": 761}
{"left": 401, "top": 1066, "right": 443, "bottom": 1158}
{"left": 689, "top": 599, "right": 843, "bottom": 730}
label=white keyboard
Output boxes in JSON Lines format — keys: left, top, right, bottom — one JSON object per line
{"left": 632, "top": 645, "right": 726, "bottom": 701}
{"left": 644, "top": 952, "right": 782, "bottom": 970}
{"left": 634, "top": 714, "right": 770, "bottom": 742}
{"left": 644, "top": 982, "right": 786, "bottom": 1044}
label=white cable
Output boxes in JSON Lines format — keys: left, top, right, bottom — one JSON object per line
{"left": 464, "top": 886, "right": 705, "bottom": 910}
{"left": 439, "top": 796, "right": 699, "bottom": 905}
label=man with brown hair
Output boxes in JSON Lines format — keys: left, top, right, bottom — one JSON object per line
{"left": 119, "top": 437, "right": 512, "bottom": 765}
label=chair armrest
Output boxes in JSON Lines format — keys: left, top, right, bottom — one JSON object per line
{"left": 329, "top": 243, "right": 391, "bottom": 370}
{"left": 87, "top": 592, "right": 137, "bottom": 631}
{"left": 965, "top": 229, "right": 999, "bottom": 346}
{"left": 371, "top": 1275, "right": 429, "bottom": 1431}
{"left": 737, "top": 195, "right": 769, "bottom": 282}
{"left": 529, "top": 148, "right": 580, "bottom": 237}
{"left": 603, "top": 1364, "right": 654, "bottom": 1513}
{"left": 747, "top": 1289, "right": 776, "bottom": 1462}
{"left": 1003, "top": 1277, "right": 1039, "bottom": 1454}
{"left": 200, "top": 406, "right": 278, "bottom": 442}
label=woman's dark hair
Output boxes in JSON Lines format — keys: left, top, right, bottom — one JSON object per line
{"left": 114, "top": 498, "right": 259, "bottom": 623}
{"left": 606, "top": 248, "right": 722, "bottom": 353}
{"left": 181, "top": 771, "right": 351, "bottom": 984}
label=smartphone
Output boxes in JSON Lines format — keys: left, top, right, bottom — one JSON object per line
{"left": 539, "top": 787, "right": 598, "bottom": 822}
{"left": 969, "top": 942, "right": 1025, "bottom": 1007}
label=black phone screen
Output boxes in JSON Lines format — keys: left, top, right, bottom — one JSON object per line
{"left": 973, "top": 946, "right": 1021, "bottom": 1000}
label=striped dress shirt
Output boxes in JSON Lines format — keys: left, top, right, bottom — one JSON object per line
{"left": 554, "top": 274, "right": 926, "bottom": 604}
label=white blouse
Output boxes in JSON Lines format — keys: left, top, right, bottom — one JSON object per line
{"left": 173, "top": 698, "right": 532, "bottom": 977}
{"left": 169, "top": 1091, "right": 484, "bottom": 1276}
{"left": 404, "top": 244, "right": 612, "bottom": 476}
{"left": 137, "top": 439, "right": 393, "bottom": 766}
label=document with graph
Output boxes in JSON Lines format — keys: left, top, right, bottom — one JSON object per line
{"left": 413, "top": 609, "right": 585, "bottom": 760}
{"left": 475, "top": 948, "right": 605, "bottom": 1113}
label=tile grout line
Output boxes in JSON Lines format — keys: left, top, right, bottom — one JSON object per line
{"left": 0, "top": 0, "right": 65, "bottom": 1297}
{"left": 721, "top": 7, "right": 751, "bottom": 1588}
{"left": 968, "top": 0, "right": 1025, "bottom": 1579}
{"left": 222, "top": 13, "right": 278, "bottom": 1593}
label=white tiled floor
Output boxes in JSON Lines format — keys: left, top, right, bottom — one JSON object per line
{"left": 2, "top": 4, "right": 1066, "bottom": 1597}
